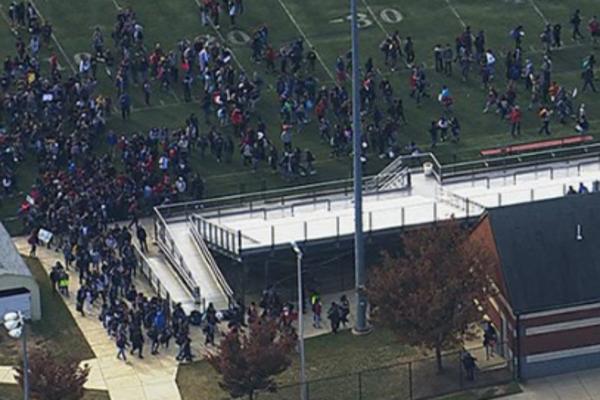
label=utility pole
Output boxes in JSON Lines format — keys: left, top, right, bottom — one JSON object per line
{"left": 291, "top": 242, "right": 307, "bottom": 400}
{"left": 3, "top": 312, "right": 29, "bottom": 400}
{"left": 351, "top": 0, "right": 370, "bottom": 335}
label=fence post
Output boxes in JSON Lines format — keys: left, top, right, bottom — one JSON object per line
{"left": 401, "top": 207, "right": 405, "bottom": 227}
{"left": 466, "top": 199, "right": 470, "bottom": 219}
{"left": 408, "top": 362, "right": 413, "bottom": 400}
{"left": 304, "top": 221, "right": 308, "bottom": 242}
{"left": 433, "top": 203, "right": 438, "bottom": 222}
{"left": 459, "top": 351, "right": 464, "bottom": 389}
{"left": 271, "top": 226, "right": 275, "bottom": 249}
{"left": 368, "top": 212, "right": 372, "bottom": 233}
{"left": 336, "top": 217, "right": 340, "bottom": 241}
{"left": 498, "top": 193, "right": 502, "bottom": 207}
{"left": 530, "top": 188, "right": 534, "bottom": 201}
{"left": 358, "top": 371, "right": 363, "bottom": 400}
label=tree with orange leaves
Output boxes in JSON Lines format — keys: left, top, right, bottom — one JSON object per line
{"left": 207, "top": 318, "right": 296, "bottom": 399}
{"left": 367, "top": 221, "right": 495, "bottom": 372}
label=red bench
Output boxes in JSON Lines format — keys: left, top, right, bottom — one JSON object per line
{"left": 480, "top": 135, "right": 594, "bottom": 157}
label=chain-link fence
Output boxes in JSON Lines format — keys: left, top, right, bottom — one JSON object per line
{"left": 264, "top": 343, "right": 513, "bottom": 400}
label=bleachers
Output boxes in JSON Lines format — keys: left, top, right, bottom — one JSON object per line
{"left": 480, "top": 135, "right": 593, "bottom": 157}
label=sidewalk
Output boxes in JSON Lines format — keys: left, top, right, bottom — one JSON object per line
{"left": 7, "top": 235, "right": 357, "bottom": 400}
{"left": 12, "top": 237, "right": 185, "bottom": 400}
{"left": 506, "top": 368, "right": 600, "bottom": 400}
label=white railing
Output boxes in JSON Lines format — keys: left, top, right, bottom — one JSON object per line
{"left": 189, "top": 216, "right": 235, "bottom": 306}
{"left": 133, "top": 244, "right": 174, "bottom": 308}
{"left": 191, "top": 213, "right": 242, "bottom": 257}
{"left": 154, "top": 215, "right": 201, "bottom": 304}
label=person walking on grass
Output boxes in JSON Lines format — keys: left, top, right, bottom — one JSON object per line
{"left": 509, "top": 105, "right": 522, "bottom": 137}
{"left": 571, "top": 9, "right": 584, "bottom": 41}
{"left": 538, "top": 106, "right": 552, "bottom": 135}
{"left": 327, "top": 302, "right": 341, "bottom": 334}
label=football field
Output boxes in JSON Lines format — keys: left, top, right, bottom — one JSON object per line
{"left": 1, "top": 0, "right": 599, "bottom": 220}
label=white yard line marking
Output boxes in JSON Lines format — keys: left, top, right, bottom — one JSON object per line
{"left": 171, "top": 90, "right": 182, "bottom": 102}
{"left": 529, "top": 42, "right": 585, "bottom": 54}
{"left": 445, "top": 0, "right": 467, "bottom": 28}
{"left": 360, "top": 0, "right": 390, "bottom": 36}
{"left": 110, "top": 0, "right": 123, "bottom": 10}
{"left": 529, "top": 0, "right": 549, "bottom": 24}
{"left": 0, "top": 5, "right": 18, "bottom": 36}
{"left": 29, "top": 0, "right": 76, "bottom": 73}
{"left": 276, "top": 0, "right": 335, "bottom": 81}
{"left": 191, "top": 0, "right": 247, "bottom": 75}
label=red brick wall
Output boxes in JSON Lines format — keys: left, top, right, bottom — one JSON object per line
{"left": 522, "top": 324, "right": 600, "bottom": 355}
{"left": 470, "top": 216, "right": 516, "bottom": 347}
{"left": 522, "top": 306, "right": 600, "bottom": 327}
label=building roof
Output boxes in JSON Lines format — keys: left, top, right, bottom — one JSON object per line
{"left": 487, "top": 193, "right": 600, "bottom": 315}
{"left": 0, "top": 223, "right": 32, "bottom": 278}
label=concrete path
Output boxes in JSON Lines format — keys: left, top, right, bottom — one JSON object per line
{"left": 507, "top": 368, "right": 600, "bottom": 400}
{"left": 11, "top": 237, "right": 185, "bottom": 400}
{"left": 0, "top": 357, "right": 106, "bottom": 390}
{"left": 6, "top": 234, "right": 358, "bottom": 400}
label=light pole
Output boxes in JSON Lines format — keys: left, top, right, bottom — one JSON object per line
{"left": 3, "top": 311, "right": 29, "bottom": 400}
{"left": 291, "top": 241, "right": 307, "bottom": 400}
{"left": 350, "top": 0, "right": 370, "bottom": 335}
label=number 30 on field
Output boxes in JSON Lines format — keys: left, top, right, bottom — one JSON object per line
{"left": 332, "top": 8, "right": 404, "bottom": 29}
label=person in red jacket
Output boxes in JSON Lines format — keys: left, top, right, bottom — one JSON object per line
{"left": 230, "top": 107, "right": 244, "bottom": 136}
{"left": 509, "top": 105, "right": 522, "bottom": 137}
{"left": 589, "top": 16, "right": 600, "bottom": 44}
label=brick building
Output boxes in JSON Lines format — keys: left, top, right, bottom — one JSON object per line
{"left": 472, "top": 193, "right": 600, "bottom": 379}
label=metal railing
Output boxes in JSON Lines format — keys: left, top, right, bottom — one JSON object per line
{"left": 189, "top": 215, "right": 235, "bottom": 306}
{"left": 259, "top": 342, "right": 514, "bottom": 400}
{"left": 190, "top": 213, "right": 242, "bottom": 257}
{"left": 154, "top": 214, "right": 202, "bottom": 303}
{"left": 133, "top": 243, "right": 172, "bottom": 307}
{"left": 154, "top": 174, "right": 405, "bottom": 222}
{"left": 368, "top": 157, "right": 412, "bottom": 191}
{"left": 227, "top": 200, "right": 473, "bottom": 249}
{"left": 436, "top": 187, "right": 486, "bottom": 217}
{"left": 439, "top": 142, "right": 600, "bottom": 182}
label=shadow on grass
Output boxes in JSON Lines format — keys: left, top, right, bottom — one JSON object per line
{"left": 0, "top": 257, "right": 95, "bottom": 366}
{"left": 0, "top": 383, "right": 110, "bottom": 400}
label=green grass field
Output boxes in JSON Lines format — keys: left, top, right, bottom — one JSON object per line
{"left": 1, "top": 0, "right": 599, "bottom": 223}
{"left": 176, "top": 328, "right": 415, "bottom": 400}
{"left": 0, "top": 384, "right": 110, "bottom": 400}
{"left": 0, "top": 258, "right": 95, "bottom": 366}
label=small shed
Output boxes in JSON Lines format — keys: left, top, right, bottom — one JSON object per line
{"left": 472, "top": 193, "right": 600, "bottom": 379}
{"left": 0, "top": 223, "right": 41, "bottom": 320}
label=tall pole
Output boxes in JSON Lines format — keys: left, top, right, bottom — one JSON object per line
{"left": 291, "top": 242, "right": 307, "bottom": 400}
{"left": 351, "top": 0, "right": 369, "bottom": 334}
{"left": 22, "top": 321, "right": 29, "bottom": 400}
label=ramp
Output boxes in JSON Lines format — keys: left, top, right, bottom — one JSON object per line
{"left": 139, "top": 251, "right": 198, "bottom": 314}
{"left": 168, "top": 221, "right": 231, "bottom": 310}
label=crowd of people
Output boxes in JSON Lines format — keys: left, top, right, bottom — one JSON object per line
{"left": 1, "top": 0, "right": 600, "bottom": 360}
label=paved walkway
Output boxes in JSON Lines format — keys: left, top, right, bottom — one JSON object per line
{"left": 10, "top": 237, "right": 184, "bottom": 400}
{"left": 507, "top": 368, "right": 600, "bottom": 400}
{"left": 4, "top": 234, "right": 360, "bottom": 400}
